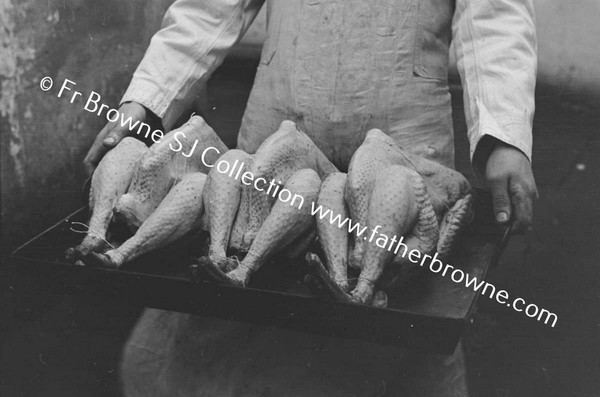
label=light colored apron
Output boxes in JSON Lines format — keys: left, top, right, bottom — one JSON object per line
{"left": 238, "top": 0, "right": 455, "bottom": 171}
{"left": 122, "top": 0, "right": 467, "bottom": 396}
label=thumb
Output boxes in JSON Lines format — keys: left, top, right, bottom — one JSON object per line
{"left": 489, "top": 177, "right": 511, "bottom": 224}
{"left": 102, "top": 127, "right": 129, "bottom": 148}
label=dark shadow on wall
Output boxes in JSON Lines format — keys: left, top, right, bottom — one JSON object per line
{"left": 0, "top": 0, "right": 175, "bottom": 256}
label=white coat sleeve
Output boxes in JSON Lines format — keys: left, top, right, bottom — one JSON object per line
{"left": 121, "top": 0, "right": 265, "bottom": 129}
{"left": 452, "top": 0, "right": 537, "bottom": 176}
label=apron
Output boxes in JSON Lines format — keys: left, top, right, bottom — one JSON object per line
{"left": 238, "top": 0, "right": 455, "bottom": 171}
{"left": 122, "top": 1, "right": 466, "bottom": 395}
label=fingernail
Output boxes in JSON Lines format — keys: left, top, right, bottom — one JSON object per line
{"left": 103, "top": 137, "right": 115, "bottom": 145}
{"left": 496, "top": 212, "right": 508, "bottom": 223}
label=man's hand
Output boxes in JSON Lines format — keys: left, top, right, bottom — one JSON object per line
{"left": 485, "top": 141, "right": 538, "bottom": 233}
{"left": 83, "top": 102, "right": 148, "bottom": 176}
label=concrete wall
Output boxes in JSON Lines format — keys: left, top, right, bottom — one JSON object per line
{"left": 0, "top": 0, "right": 175, "bottom": 251}
{"left": 534, "top": 0, "right": 600, "bottom": 94}
{"left": 1, "top": 0, "right": 598, "bottom": 251}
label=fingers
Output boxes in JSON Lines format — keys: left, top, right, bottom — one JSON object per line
{"left": 484, "top": 140, "right": 538, "bottom": 234}
{"left": 510, "top": 190, "right": 532, "bottom": 233}
{"left": 83, "top": 102, "right": 148, "bottom": 176}
{"left": 489, "top": 175, "right": 537, "bottom": 233}
{"left": 488, "top": 173, "right": 538, "bottom": 233}
{"left": 488, "top": 176, "right": 511, "bottom": 225}
{"left": 83, "top": 124, "right": 113, "bottom": 176}
{"left": 83, "top": 124, "right": 130, "bottom": 176}
{"left": 508, "top": 178, "right": 537, "bottom": 234}
{"left": 103, "top": 124, "right": 130, "bottom": 148}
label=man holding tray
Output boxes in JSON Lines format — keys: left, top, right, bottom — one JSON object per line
{"left": 84, "top": 0, "right": 538, "bottom": 395}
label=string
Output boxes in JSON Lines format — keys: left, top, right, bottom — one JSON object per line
{"left": 69, "top": 221, "right": 116, "bottom": 250}
{"left": 230, "top": 255, "right": 242, "bottom": 267}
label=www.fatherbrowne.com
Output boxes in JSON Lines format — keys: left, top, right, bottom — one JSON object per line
{"left": 310, "top": 203, "right": 558, "bottom": 328}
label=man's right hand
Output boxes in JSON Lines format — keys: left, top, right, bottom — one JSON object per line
{"left": 83, "top": 102, "right": 148, "bottom": 176}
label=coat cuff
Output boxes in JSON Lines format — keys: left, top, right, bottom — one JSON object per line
{"left": 120, "top": 77, "right": 180, "bottom": 131}
{"left": 470, "top": 98, "right": 533, "bottom": 181}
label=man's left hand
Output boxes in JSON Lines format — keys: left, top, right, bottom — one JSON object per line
{"left": 485, "top": 141, "right": 538, "bottom": 233}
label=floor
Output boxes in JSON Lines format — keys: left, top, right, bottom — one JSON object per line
{"left": 2, "top": 58, "right": 599, "bottom": 396}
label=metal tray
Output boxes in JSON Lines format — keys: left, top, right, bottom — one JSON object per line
{"left": 10, "top": 188, "right": 508, "bottom": 354}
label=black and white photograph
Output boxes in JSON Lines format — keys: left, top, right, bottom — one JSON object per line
{"left": 1, "top": 0, "right": 599, "bottom": 395}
